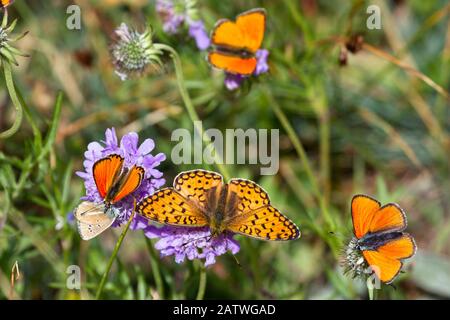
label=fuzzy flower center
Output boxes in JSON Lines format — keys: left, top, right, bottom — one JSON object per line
{"left": 343, "top": 237, "right": 368, "bottom": 278}
{"left": 112, "top": 32, "right": 151, "bottom": 71}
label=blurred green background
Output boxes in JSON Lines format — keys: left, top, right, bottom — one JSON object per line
{"left": 0, "top": 0, "right": 449, "bottom": 299}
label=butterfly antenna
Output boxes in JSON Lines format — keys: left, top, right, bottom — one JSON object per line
{"left": 229, "top": 251, "right": 242, "bottom": 268}
{"left": 328, "top": 230, "right": 346, "bottom": 239}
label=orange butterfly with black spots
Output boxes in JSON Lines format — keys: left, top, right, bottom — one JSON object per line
{"left": 345, "top": 195, "right": 417, "bottom": 284}
{"left": 137, "top": 170, "right": 300, "bottom": 241}
{"left": 0, "top": 0, "right": 14, "bottom": 9}
{"left": 208, "top": 8, "right": 266, "bottom": 75}
{"left": 74, "top": 154, "right": 145, "bottom": 240}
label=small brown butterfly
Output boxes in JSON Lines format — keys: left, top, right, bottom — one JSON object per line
{"left": 137, "top": 170, "right": 300, "bottom": 241}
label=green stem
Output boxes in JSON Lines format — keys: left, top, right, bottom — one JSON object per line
{"left": 264, "top": 90, "right": 339, "bottom": 255}
{"left": 195, "top": 265, "right": 207, "bottom": 300}
{"left": 318, "top": 108, "right": 330, "bottom": 206}
{"left": 158, "top": 44, "right": 231, "bottom": 181}
{"left": 144, "top": 236, "right": 165, "bottom": 299}
{"left": 0, "top": 62, "right": 23, "bottom": 139}
{"left": 368, "top": 283, "right": 378, "bottom": 300}
{"left": 95, "top": 211, "right": 135, "bottom": 299}
{"left": 266, "top": 91, "right": 333, "bottom": 223}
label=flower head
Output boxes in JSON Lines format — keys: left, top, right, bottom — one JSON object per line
{"left": 224, "top": 49, "right": 270, "bottom": 91}
{"left": 0, "top": 9, "right": 28, "bottom": 66}
{"left": 76, "top": 128, "right": 166, "bottom": 226}
{"left": 110, "top": 23, "right": 164, "bottom": 80}
{"left": 134, "top": 222, "right": 240, "bottom": 266}
{"left": 342, "top": 237, "right": 368, "bottom": 280}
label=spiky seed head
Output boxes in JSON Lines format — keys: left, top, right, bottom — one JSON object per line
{"left": 110, "top": 23, "right": 164, "bottom": 80}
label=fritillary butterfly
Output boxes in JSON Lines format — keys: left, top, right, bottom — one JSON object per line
{"left": 137, "top": 170, "right": 300, "bottom": 241}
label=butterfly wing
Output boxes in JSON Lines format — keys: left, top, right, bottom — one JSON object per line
{"left": 173, "top": 170, "right": 224, "bottom": 210}
{"left": 208, "top": 52, "right": 257, "bottom": 75}
{"left": 211, "top": 9, "right": 266, "bottom": 53}
{"left": 137, "top": 188, "right": 208, "bottom": 226}
{"left": 352, "top": 195, "right": 408, "bottom": 239}
{"left": 227, "top": 205, "right": 300, "bottom": 241}
{"left": 235, "top": 8, "right": 266, "bottom": 53}
{"left": 110, "top": 165, "right": 145, "bottom": 204}
{"left": 368, "top": 203, "right": 407, "bottom": 234}
{"left": 138, "top": 170, "right": 224, "bottom": 227}
{"left": 351, "top": 194, "right": 381, "bottom": 239}
{"left": 362, "top": 234, "right": 416, "bottom": 283}
{"left": 224, "top": 179, "right": 300, "bottom": 241}
{"left": 211, "top": 19, "right": 247, "bottom": 50}
{"left": 209, "top": 8, "right": 265, "bottom": 75}
{"left": 93, "top": 154, "right": 124, "bottom": 199}
{"left": 74, "top": 201, "right": 116, "bottom": 240}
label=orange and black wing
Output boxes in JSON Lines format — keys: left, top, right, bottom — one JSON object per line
{"left": 235, "top": 8, "right": 266, "bottom": 52}
{"left": 0, "top": 0, "right": 14, "bottom": 8}
{"left": 137, "top": 188, "right": 209, "bottom": 226}
{"left": 351, "top": 195, "right": 408, "bottom": 238}
{"left": 209, "top": 8, "right": 266, "bottom": 75}
{"left": 211, "top": 8, "right": 266, "bottom": 53}
{"left": 224, "top": 179, "right": 300, "bottom": 241}
{"left": 368, "top": 203, "right": 407, "bottom": 234}
{"left": 362, "top": 234, "right": 416, "bottom": 283}
{"left": 93, "top": 154, "right": 124, "bottom": 199}
{"left": 351, "top": 194, "right": 381, "bottom": 239}
{"left": 226, "top": 205, "right": 300, "bottom": 241}
{"left": 208, "top": 53, "right": 257, "bottom": 75}
{"left": 110, "top": 166, "right": 145, "bottom": 204}
{"left": 173, "top": 170, "right": 224, "bottom": 211}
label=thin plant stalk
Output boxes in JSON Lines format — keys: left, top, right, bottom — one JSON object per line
{"left": 196, "top": 264, "right": 207, "bottom": 300}
{"left": 264, "top": 89, "right": 339, "bottom": 256}
{"left": 158, "top": 44, "right": 231, "bottom": 181}
{"left": 95, "top": 210, "right": 135, "bottom": 299}
{"left": 367, "top": 284, "right": 378, "bottom": 300}
{"left": 144, "top": 236, "right": 165, "bottom": 299}
{"left": 0, "top": 62, "right": 23, "bottom": 139}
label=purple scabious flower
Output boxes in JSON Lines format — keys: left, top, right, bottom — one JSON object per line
{"left": 156, "top": 0, "right": 185, "bottom": 34}
{"left": 188, "top": 20, "right": 210, "bottom": 51}
{"left": 224, "top": 74, "right": 245, "bottom": 91}
{"left": 76, "top": 128, "right": 166, "bottom": 226}
{"left": 156, "top": 0, "right": 210, "bottom": 51}
{"left": 254, "top": 49, "right": 269, "bottom": 75}
{"left": 134, "top": 223, "right": 240, "bottom": 266}
{"left": 224, "top": 49, "right": 270, "bottom": 91}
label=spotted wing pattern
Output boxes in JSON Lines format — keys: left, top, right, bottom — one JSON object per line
{"left": 137, "top": 188, "right": 208, "bottom": 226}
{"left": 224, "top": 179, "right": 300, "bottom": 241}
{"left": 173, "top": 170, "right": 223, "bottom": 211}
{"left": 74, "top": 201, "right": 116, "bottom": 240}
